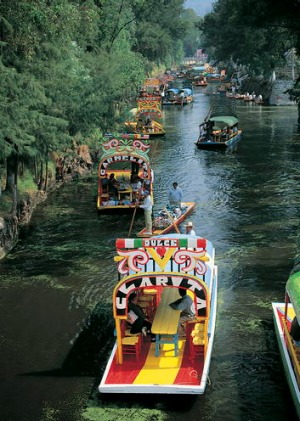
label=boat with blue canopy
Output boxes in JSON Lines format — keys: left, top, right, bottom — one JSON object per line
{"left": 162, "top": 86, "right": 194, "bottom": 106}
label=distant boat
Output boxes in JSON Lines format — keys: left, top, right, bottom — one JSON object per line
{"left": 194, "top": 77, "right": 208, "bottom": 87}
{"left": 163, "top": 86, "right": 194, "bottom": 106}
{"left": 124, "top": 120, "right": 165, "bottom": 137}
{"left": 125, "top": 97, "right": 165, "bottom": 137}
{"left": 272, "top": 270, "right": 300, "bottom": 418}
{"left": 195, "top": 115, "right": 242, "bottom": 150}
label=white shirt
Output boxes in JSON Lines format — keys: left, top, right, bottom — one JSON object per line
{"left": 186, "top": 228, "right": 196, "bottom": 236}
{"left": 140, "top": 195, "right": 152, "bottom": 212}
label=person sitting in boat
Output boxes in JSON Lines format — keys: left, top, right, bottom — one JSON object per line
{"left": 108, "top": 173, "right": 120, "bottom": 197}
{"left": 127, "top": 292, "right": 155, "bottom": 340}
{"left": 136, "top": 118, "right": 144, "bottom": 131}
{"left": 226, "top": 126, "right": 232, "bottom": 137}
{"left": 145, "top": 116, "right": 154, "bottom": 132}
{"left": 221, "top": 127, "right": 229, "bottom": 140}
{"left": 168, "top": 182, "right": 183, "bottom": 208}
{"left": 185, "top": 221, "right": 196, "bottom": 236}
{"left": 290, "top": 316, "right": 300, "bottom": 346}
{"left": 101, "top": 176, "right": 109, "bottom": 188}
{"left": 130, "top": 174, "right": 142, "bottom": 196}
{"left": 169, "top": 288, "right": 195, "bottom": 334}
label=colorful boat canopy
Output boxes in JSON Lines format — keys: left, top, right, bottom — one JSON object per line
{"left": 114, "top": 236, "right": 209, "bottom": 278}
{"left": 136, "top": 99, "right": 162, "bottom": 118}
{"left": 98, "top": 134, "right": 151, "bottom": 177}
{"left": 286, "top": 271, "right": 300, "bottom": 319}
{"left": 143, "top": 78, "right": 160, "bottom": 87}
{"left": 113, "top": 237, "right": 210, "bottom": 319}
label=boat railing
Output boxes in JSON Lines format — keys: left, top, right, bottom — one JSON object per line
{"left": 282, "top": 317, "right": 300, "bottom": 387}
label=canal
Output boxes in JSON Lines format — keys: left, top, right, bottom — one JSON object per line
{"left": 0, "top": 88, "right": 300, "bottom": 421}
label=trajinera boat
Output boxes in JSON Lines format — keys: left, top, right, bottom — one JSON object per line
{"left": 272, "top": 270, "right": 300, "bottom": 418}
{"left": 195, "top": 93, "right": 242, "bottom": 150}
{"left": 99, "top": 234, "right": 218, "bottom": 394}
{"left": 97, "top": 133, "right": 154, "bottom": 214}
{"left": 195, "top": 115, "right": 242, "bottom": 150}
{"left": 124, "top": 97, "right": 165, "bottom": 137}
{"left": 137, "top": 202, "right": 196, "bottom": 237}
{"left": 162, "top": 87, "right": 194, "bottom": 106}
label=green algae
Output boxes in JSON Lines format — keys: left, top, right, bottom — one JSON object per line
{"left": 82, "top": 405, "right": 168, "bottom": 421}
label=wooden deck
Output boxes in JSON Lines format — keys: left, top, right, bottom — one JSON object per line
{"left": 103, "top": 337, "right": 204, "bottom": 387}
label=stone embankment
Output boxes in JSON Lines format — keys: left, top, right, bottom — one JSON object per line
{"left": 0, "top": 145, "right": 93, "bottom": 260}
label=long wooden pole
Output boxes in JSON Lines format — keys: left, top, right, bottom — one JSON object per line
{"left": 163, "top": 207, "right": 180, "bottom": 234}
{"left": 128, "top": 204, "right": 138, "bottom": 237}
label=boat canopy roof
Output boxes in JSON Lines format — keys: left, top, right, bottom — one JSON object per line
{"left": 286, "top": 271, "right": 300, "bottom": 319}
{"left": 179, "top": 88, "right": 193, "bottom": 95}
{"left": 136, "top": 98, "right": 162, "bottom": 117}
{"left": 209, "top": 116, "right": 238, "bottom": 129}
{"left": 166, "top": 88, "right": 180, "bottom": 93}
{"left": 206, "top": 73, "right": 221, "bottom": 77}
{"left": 192, "top": 66, "right": 205, "bottom": 71}
{"left": 98, "top": 133, "right": 151, "bottom": 178}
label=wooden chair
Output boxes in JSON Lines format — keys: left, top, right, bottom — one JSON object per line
{"left": 137, "top": 290, "right": 157, "bottom": 320}
{"left": 120, "top": 320, "right": 142, "bottom": 361}
{"left": 187, "top": 321, "right": 205, "bottom": 360}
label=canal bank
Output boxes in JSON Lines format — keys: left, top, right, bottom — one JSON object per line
{"left": 0, "top": 146, "right": 94, "bottom": 260}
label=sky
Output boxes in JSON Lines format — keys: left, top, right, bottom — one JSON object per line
{"left": 184, "top": 0, "right": 213, "bottom": 16}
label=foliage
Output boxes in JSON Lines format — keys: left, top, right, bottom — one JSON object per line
{"left": 181, "top": 8, "right": 203, "bottom": 57}
{"left": 200, "top": 0, "right": 300, "bottom": 74}
{"left": 0, "top": 0, "right": 197, "bottom": 210}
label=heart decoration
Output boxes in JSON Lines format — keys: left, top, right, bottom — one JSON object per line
{"left": 155, "top": 246, "right": 166, "bottom": 257}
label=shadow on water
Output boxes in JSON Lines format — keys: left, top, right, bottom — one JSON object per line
{"left": 20, "top": 303, "right": 115, "bottom": 378}
{"left": 19, "top": 300, "right": 199, "bottom": 417}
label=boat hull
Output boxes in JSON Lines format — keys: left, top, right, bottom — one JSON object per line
{"left": 272, "top": 302, "right": 300, "bottom": 418}
{"left": 124, "top": 122, "right": 165, "bottom": 137}
{"left": 137, "top": 202, "right": 196, "bottom": 237}
{"left": 196, "top": 130, "right": 242, "bottom": 150}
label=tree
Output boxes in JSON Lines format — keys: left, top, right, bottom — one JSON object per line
{"left": 200, "top": 0, "right": 298, "bottom": 74}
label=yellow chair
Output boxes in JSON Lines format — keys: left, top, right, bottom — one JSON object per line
{"left": 121, "top": 320, "right": 142, "bottom": 361}
{"left": 188, "top": 322, "right": 205, "bottom": 360}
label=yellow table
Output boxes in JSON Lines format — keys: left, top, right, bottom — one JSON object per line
{"left": 151, "top": 288, "right": 181, "bottom": 356}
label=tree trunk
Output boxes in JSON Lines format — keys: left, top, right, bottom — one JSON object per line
{"left": 5, "top": 153, "right": 18, "bottom": 193}
{"left": 38, "top": 161, "right": 44, "bottom": 190}
{"left": 44, "top": 158, "right": 48, "bottom": 191}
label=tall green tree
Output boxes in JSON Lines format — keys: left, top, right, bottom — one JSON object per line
{"left": 200, "top": 0, "right": 298, "bottom": 74}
